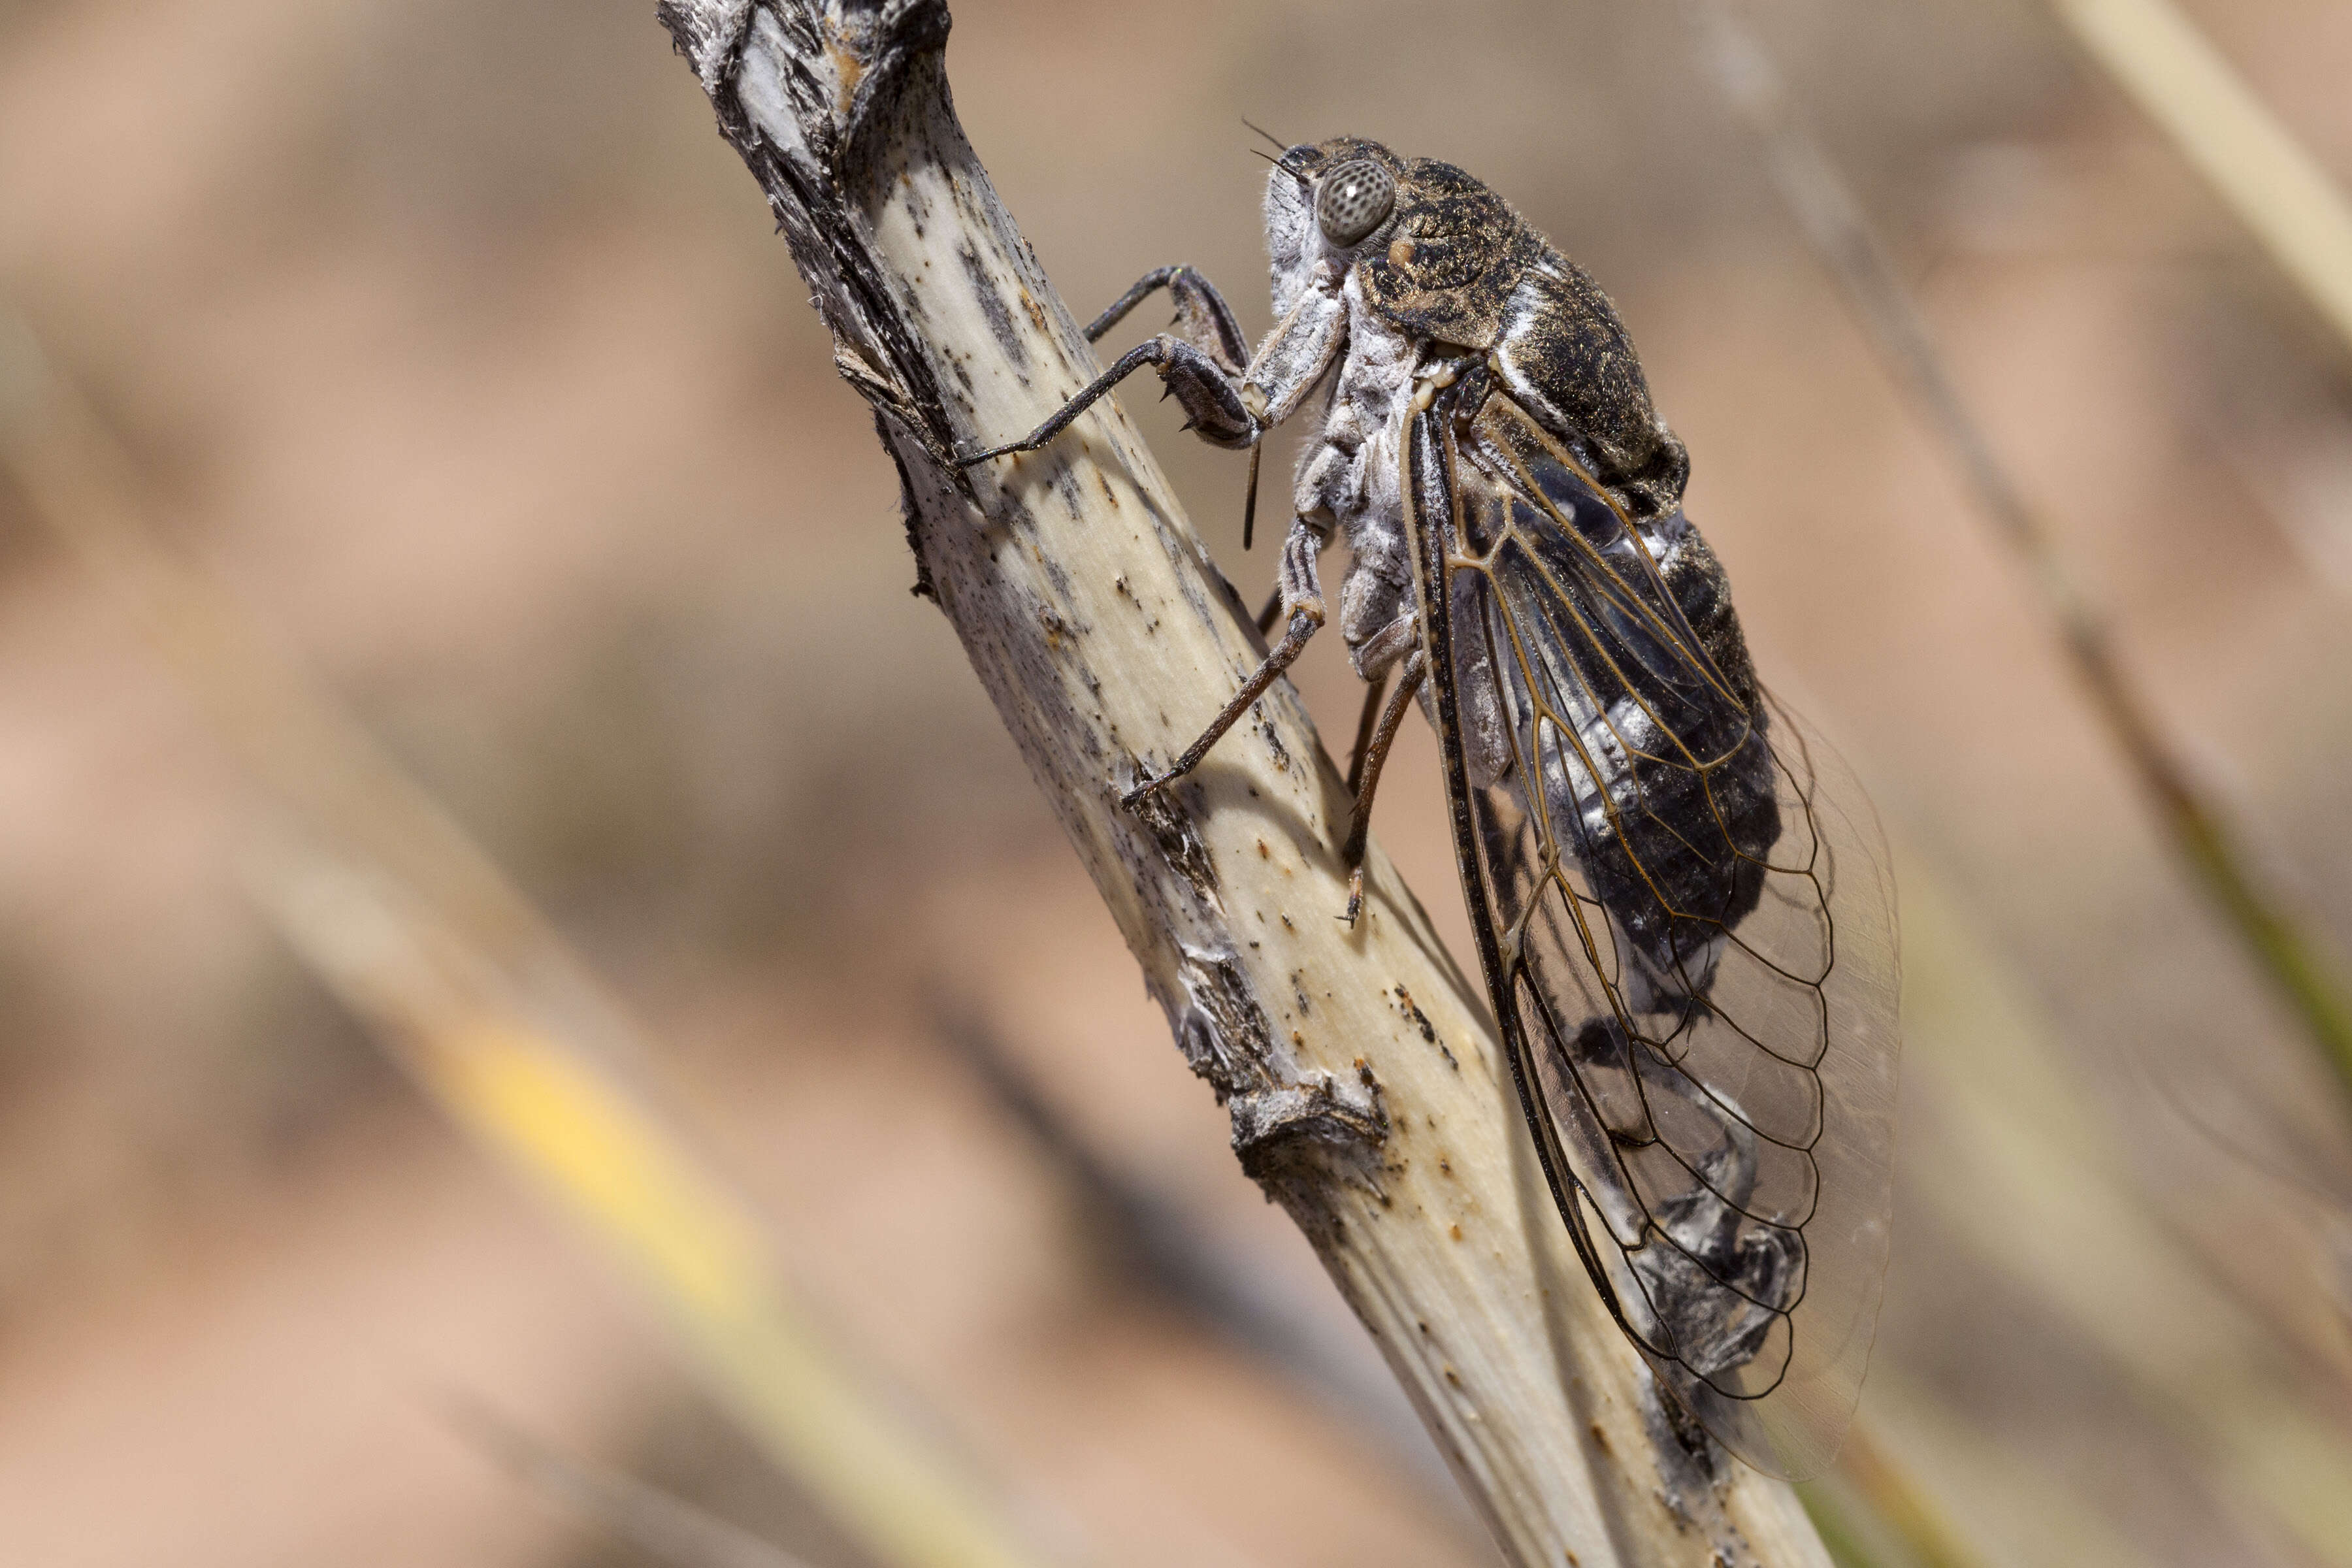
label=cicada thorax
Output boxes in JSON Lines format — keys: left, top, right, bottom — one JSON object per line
{"left": 1486, "top": 252, "right": 1693, "bottom": 525}
{"left": 1356, "top": 157, "right": 1544, "bottom": 346}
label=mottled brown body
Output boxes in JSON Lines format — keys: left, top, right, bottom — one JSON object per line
{"left": 1287, "top": 137, "right": 1691, "bottom": 521}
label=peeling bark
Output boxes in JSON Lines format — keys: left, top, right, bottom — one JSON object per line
{"left": 657, "top": 4, "right": 1832, "bottom": 1563}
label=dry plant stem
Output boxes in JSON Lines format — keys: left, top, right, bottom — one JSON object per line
{"left": 657, "top": 3, "right": 1830, "bottom": 1564}
{"left": 1693, "top": 0, "right": 2352, "bottom": 1112}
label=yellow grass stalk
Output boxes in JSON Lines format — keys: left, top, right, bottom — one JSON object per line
{"left": 1809, "top": 1421, "right": 1985, "bottom": 1568}
{"left": 2050, "top": 0, "right": 2352, "bottom": 359}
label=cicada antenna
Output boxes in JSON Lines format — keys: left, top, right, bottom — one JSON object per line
{"left": 1241, "top": 115, "right": 1290, "bottom": 154}
{"left": 1247, "top": 146, "right": 1313, "bottom": 186}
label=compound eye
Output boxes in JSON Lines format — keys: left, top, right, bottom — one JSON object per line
{"left": 1315, "top": 160, "right": 1396, "bottom": 248}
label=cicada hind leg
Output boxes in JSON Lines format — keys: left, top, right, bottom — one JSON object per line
{"left": 1122, "top": 517, "right": 1329, "bottom": 808}
{"left": 1338, "top": 649, "right": 1426, "bottom": 926}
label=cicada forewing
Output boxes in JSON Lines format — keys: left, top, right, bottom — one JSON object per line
{"left": 1407, "top": 382, "right": 1900, "bottom": 1480}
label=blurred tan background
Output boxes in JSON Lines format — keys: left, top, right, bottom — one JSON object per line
{"left": 3, "top": 0, "right": 2352, "bottom": 1564}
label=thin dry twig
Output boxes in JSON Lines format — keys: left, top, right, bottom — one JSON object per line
{"left": 1690, "top": 0, "right": 2352, "bottom": 1111}
{"left": 657, "top": 3, "right": 1835, "bottom": 1563}
{"left": 445, "top": 1396, "right": 823, "bottom": 1568}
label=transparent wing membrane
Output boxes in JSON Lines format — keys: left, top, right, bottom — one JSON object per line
{"left": 1413, "top": 388, "right": 1900, "bottom": 1478}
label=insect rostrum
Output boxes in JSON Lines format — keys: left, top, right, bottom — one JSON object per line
{"left": 965, "top": 135, "right": 1901, "bottom": 1481}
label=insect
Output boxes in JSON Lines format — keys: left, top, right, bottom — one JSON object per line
{"left": 963, "top": 135, "right": 1900, "bottom": 1478}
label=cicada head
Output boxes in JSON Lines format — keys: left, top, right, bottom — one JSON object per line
{"left": 1263, "top": 137, "right": 1398, "bottom": 317}
{"left": 1264, "top": 137, "right": 1544, "bottom": 350}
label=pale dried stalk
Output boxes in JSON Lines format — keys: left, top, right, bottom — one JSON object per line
{"left": 656, "top": 4, "right": 1830, "bottom": 1563}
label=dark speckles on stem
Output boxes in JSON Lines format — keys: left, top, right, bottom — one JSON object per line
{"left": 1052, "top": 464, "right": 1086, "bottom": 520}
{"left": 1640, "top": 1368, "right": 1731, "bottom": 1539}
{"left": 1257, "top": 717, "right": 1293, "bottom": 775}
{"left": 958, "top": 240, "right": 1029, "bottom": 380}
{"left": 1128, "top": 779, "right": 1218, "bottom": 903}
{"left": 1392, "top": 984, "right": 1454, "bottom": 1066}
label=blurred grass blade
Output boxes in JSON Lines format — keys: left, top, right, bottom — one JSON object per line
{"left": 1795, "top": 1416, "right": 1991, "bottom": 1568}
{"left": 2049, "top": 0, "right": 2352, "bottom": 359}
{"left": 1897, "top": 858, "right": 2352, "bottom": 1565}
{"left": 1688, "top": 0, "right": 2352, "bottom": 1114}
{"left": 1795, "top": 1480, "right": 1895, "bottom": 1568}
{"left": 446, "top": 1395, "right": 821, "bottom": 1568}
{"left": 1831, "top": 1423, "right": 1982, "bottom": 1568}
{"left": 0, "top": 307, "right": 1060, "bottom": 1568}
{"left": 256, "top": 840, "right": 1051, "bottom": 1568}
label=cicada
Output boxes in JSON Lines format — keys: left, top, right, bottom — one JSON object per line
{"left": 964, "top": 135, "right": 1900, "bottom": 1478}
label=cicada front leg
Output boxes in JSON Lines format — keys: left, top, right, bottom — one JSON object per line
{"left": 963, "top": 260, "right": 1352, "bottom": 828}
{"left": 1083, "top": 265, "right": 1250, "bottom": 372}
{"left": 956, "top": 265, "right": 1262, "bottom": 465}
{"left": 961, "top": 261, "right": 1345, "bottom": 473}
